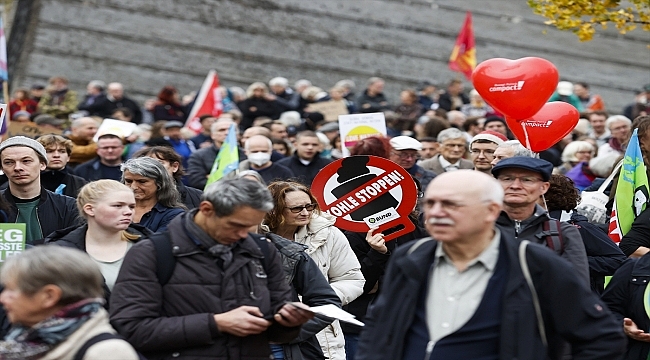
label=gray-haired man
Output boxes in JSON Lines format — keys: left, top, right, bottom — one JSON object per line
{"left": 110, "top": 179, "right": 312, "bottom": 359}
{"left": 420, "top": 128, "right": 474, "bottom": 175}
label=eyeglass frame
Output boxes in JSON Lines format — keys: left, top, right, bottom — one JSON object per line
{"left": 286, "top": 203, "right": 318, "bottom": 213}
{"left": 391, "top": 151, "right": 421, "bottom": 160}
{"left": 496, "top": 175, "right": 545, "bottom": 186}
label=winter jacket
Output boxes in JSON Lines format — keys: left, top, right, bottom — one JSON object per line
{"left": 2, "top": 188, "right": 79, "bottom": 245}
{"left": 602, "top": 253, "right": 650, "bottom": 359}
{"left": 177, "top": 181, "right": 202, "bottom": 209}
{"left": 342, "top": 217, "right": 428, "bottom": 335}
{"left": 40, "top": 168, "right": 88, "bottom": 197}
{"left": 496, "top": 205, "right": 590, "bottom": 286}
{"left": 237, "top": 97, "right": 285, "bottom": 130}
{"left": 38, "top": 89, "right": 78, "bottom": 119}
{"left": 186, "top": 145, "right": 247, "bottom": 189}
{"left": 619, "top": 206, "right": 650, "bottom": 257}
{"left": 355, "top": 90, "right": 391, "bottom": 113}
{"left": 73, "top": 158, "right": 123, "bottom": 182}
{"left": 266, "top": 233, "right": 341, "bottom": 360}
{"left": 109, "top": 214, "right": 299, "bottom": 359}
{"left": 41, "top": 308, "right": 139, "bottom": 360}
{"left": 437, "top": 92, "right": 470, "bottom": 111}
{"left": 67, "top": 135, "right": 97, "bottom": 167}
{"left": 275, "top": 154, "right": 332, "bottom": 186}
{"left": 356, "top": 232, "right": 626, "bottom": 360}
{"left": 293, "top": 213, "right": 365, "bottom": 360}
{"left": 549, "top": 210, "right": 626, "bottom": 294}
{"left": 136, "top": 202, "right": 184, "bottom": 233}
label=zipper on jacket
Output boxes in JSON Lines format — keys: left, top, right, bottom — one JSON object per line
{"left": 424, "top": 340, "right": 434, "bottom": 360}
{"left": 35, "top": 207, "right": 44, "bottom": 239}
{"left": 514, "top": 220, "right": 521, "bottom": 237}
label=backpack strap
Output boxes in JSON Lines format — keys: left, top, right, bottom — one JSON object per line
{"left": 149, "top": 232, "right": 175, "bottom": 286}
{"left": 73, "top": 333, "right": 122, "bottom": 360}
{"left": 535, "top": 219, "right": 565, "bottom": 255}
{"left": 250, "top": 233, "right": 272, "bottom": 273}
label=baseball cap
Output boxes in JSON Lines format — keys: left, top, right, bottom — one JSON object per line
{"left": 491, "top": 156, "right": 553, "bottom": 181}
{"left": 389, "top": 136, "right": 422, "bottom": 151}
{"left": 164, "top": 121, "right": 184, "bottom": 129}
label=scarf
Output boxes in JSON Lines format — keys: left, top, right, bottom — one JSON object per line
{"left": 0, "top": 298, "right": 103, "bottom": 360}
{"left": 184, "top": 209, "right": 234, "bottom": 268}
{"left": 608, "top": 136, "right": 624, "bottom": 153}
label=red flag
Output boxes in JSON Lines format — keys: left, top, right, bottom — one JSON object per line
{"left": 608, "top": 204, "right": 621, "bottom": 243}
{"left": 184, "top": 70, "right": 223, "bottom": 134}
{"left": 448, "top": 12, "right": 476, "bottom": 81}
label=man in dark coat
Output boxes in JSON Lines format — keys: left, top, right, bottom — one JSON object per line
{"left": 109, "top": 179, "right": 312, "bottom": 359}
{"left": 276, "top": 131, "right": 331, "bottom": 186}
{"left": 0, "top": 136, "right": 78, "bottom": 244}
{"left": 356, "top": 170, "right": 625, "bottom": 360}
{"left": 356, "top": 77, "right": 391, "bottom": 113}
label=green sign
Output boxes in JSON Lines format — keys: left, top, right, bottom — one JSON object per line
{"left": 0, "top": 224, "right": 26, "bottom": 264}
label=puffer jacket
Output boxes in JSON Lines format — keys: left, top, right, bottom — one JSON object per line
{"left": 109, "top": 213, "right": 299, "bottom": 359}
{"left": 266, "top": 233, "right": 342, "bottom": 360}
{"left": 294, "top": 213, "right": 365, "bottom": 360}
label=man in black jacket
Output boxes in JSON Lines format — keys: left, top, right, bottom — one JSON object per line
{"left": 276, "top": 131, "right": 331, "bottom": 186}
{"left": 109, "top": 179, "right": 312, "bottom": 359}
{"left": 356, "top": 170, "right": 625, "bottom": 360}
{"left": 0, "top": 136, "right": 78, "bottom": 244}
{"left": 36, "top": 134, "right": 87, "bottom": 197}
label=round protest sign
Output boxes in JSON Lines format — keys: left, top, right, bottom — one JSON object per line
{"left": 312, "top": 155, "right": 418, "bottom": 241}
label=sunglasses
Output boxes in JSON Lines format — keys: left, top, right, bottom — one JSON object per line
{"left": 287, "top": 203, "right": 317, "bottom": 213}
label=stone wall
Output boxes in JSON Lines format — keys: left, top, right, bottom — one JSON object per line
{"left": 8, "top": 0, "right": 650, "bottom": 113}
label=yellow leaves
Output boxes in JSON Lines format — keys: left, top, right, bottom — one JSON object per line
{"left": 528, "top": 0, "right": 649, "bottom": 41}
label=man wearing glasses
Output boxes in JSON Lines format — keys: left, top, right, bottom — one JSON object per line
{"left": 388, "top": 136, "right": 436, "bottom": 193}
{"left": 420, "top": 128, "right": 473, "bottom": 175}
{"left": 469, "top": 130, "right": 507, "bottom": 174}
{"left": 492, "top": 157, "right": 590, "bottom": 286}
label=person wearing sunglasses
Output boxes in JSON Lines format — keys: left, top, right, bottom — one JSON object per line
{"left": 263, "top": 181, "right": 364, "bottom": 360}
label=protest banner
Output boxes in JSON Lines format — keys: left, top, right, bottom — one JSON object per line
{"left": 312, "top": 155, "right": 417, "bottom": 241}
{"left": 338, "top": 112, "right": 387, "bottom": 157}
{"left": 185, "top": 70, "right": 222, "bottom": 133}
{"left": 93, "top": 118, "right": 137, "bottom": 142}
{"left": 0, "top": 224, "right": 26, "bottom": 265}
{"left": 7, "top": 121, "right": 62, "bottom": 139}
{"left": 307, "top": 100, "right": 348, "bottom": 122}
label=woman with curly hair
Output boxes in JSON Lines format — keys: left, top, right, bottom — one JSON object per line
{"left": 544, "top": 174, "right": 625, "bottom": 294}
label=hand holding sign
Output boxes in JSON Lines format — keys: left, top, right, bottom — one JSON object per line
{"left": 506, "top": 102, "right": 579, "bottom": 152}
{"left": 312, "top": 156, "right": 417, "bottom": 241}
{"left": 472, "top": 57, "right": 558, "bottom": 120}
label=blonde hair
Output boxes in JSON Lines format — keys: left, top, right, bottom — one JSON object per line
{"left": 76, "top": 180, "right": 140, "bottom": 241}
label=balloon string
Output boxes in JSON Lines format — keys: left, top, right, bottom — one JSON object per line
{"left": 521, "top": 122, "right": 539, "bottom": 158}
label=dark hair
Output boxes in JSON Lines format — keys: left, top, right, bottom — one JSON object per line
{"left": 272, "top": 138, "right": 292, "bottom": 156}
{"left": 462, "top": 117, "right": 481, "bottom": 132}
{"left": 419, "top": 137, "right": 437, "bottom": 143}
{"left": 589, "top": 110, "right": 609, "bottom": 119}
{"left": 350, "top": 136, "right": 391, "bottom": 158}
{"left": 157, "top": 85, "right": 179, "bottom": 105}
{"left": 575, "top": 81, "right": 589, "bottom": 90}
{"left": 112, "top": 107, "right": 133, "bottom": 119}
{"left": 545, "top": 174, "right": 581, "bottom": 211}
{"left": 422, "top": 117, "right": 450, "bottom": 139}
{"left": 199, "top": 114, "right": 216, "bottom": 123}
{"left": 133, "top": 146, "right": 185, "bottom": 181}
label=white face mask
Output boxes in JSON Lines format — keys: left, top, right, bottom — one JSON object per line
{"left": 248, "top": 152, "right": 271, "bottom": 166}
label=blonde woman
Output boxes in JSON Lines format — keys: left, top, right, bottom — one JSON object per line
{"left": 44, "top": 180, "right": 153, "bottom": 293}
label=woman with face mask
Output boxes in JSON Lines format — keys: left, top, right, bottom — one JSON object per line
{"left": 238, "top": 135, "right": 295, "bottom": 184}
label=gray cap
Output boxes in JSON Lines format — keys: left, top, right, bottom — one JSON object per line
{"left": 0, "top": 136, "right": 48, "bottom": 165}
{"left": 33, "top": 114, "right": 65, "bottom": 127}
{"left": 164, "top": 121, "right": 184, "bottom": 129}
{"left": 318, "top": 122, "right": 340, "bottom": 133}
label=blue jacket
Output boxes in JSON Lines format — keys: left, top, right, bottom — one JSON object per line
{"left": 137, "top": 203, "right": 184, "bottom": 233}
{"left": 355, "top": 232, "right": 625, "bottom": 360}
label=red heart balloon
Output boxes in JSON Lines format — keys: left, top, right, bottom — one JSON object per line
{"left": 506, "top": 102, "right": 579, "bottom": 153}
{"left": 472, "top": 57, "right": 559, "bottom": 119}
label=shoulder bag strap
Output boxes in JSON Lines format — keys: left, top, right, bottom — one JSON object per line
{"left": 518, "top": 240, "right": 548, "bottom": 348}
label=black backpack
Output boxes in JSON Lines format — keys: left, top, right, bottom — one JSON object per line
{"left": 534, "top": 219, "right": 565, "bottom": 255}
{"left": 149, "top": 232, "right": 273, "bottom": 286}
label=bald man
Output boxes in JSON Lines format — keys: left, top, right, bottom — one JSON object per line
{"left": 356, "top": 170, "right": 624, "bottom": 360}
{"left": 236, "top": 135, "right": 294, "bottom": 184}
{"left": 67, "top": 117, "right": 100, "bottom": 167}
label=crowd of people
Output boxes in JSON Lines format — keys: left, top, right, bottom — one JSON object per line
{"left": 0, "top": 73, "right": 648, "bottom": 359}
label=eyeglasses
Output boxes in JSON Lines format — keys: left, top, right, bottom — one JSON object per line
{"left": 423, "top": 199, "right": 486, "bottom": 212}
{"left": 391, "top": 151, "right": 420, "bottom": 160}
{"left": 286, "top": 203, "right": 317, "bottom": 213}
{"left": 469, "top": 149, "right": 496, "bottom": 157}
{"left": 497, "top": 175, "right": 544, "bottom": 186}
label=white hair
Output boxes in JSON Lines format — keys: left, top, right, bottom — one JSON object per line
{"left": 436, "top": 127, "right": 465, "bottom": 143}
{"left": 589, "top": 154, "right": 621, "bottom": 178}
{"left": 561, "top": 141, "right": 594, "bottom": 163}
{"left": 244, "top": 135, "right": 272, "bottom": 152}
{"left": 605, "top": 115, "right": 632, "bottom": 130}
{"left": 269, "top": 77, "right": 288, "bottom": 88}
{"left": 482, "top": 176, "right": 505, "bottom": 206}
{"left": 497, "top": 140, "right": 534, "bottom": 158}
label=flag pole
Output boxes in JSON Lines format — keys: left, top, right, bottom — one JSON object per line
{"left": 1, "top": 3, "right": 9, "bottom": 140}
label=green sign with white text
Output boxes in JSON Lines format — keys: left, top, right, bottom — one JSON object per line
{"left": 0, "top": 224, "right": 26, "bottom": 265}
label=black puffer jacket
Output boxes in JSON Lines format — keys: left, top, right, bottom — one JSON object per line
{"left": 266, "top": 233, "right": 341, "bottom": 360}
{"left": 109, "top": 214, "right": 299, "bottom": 359}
